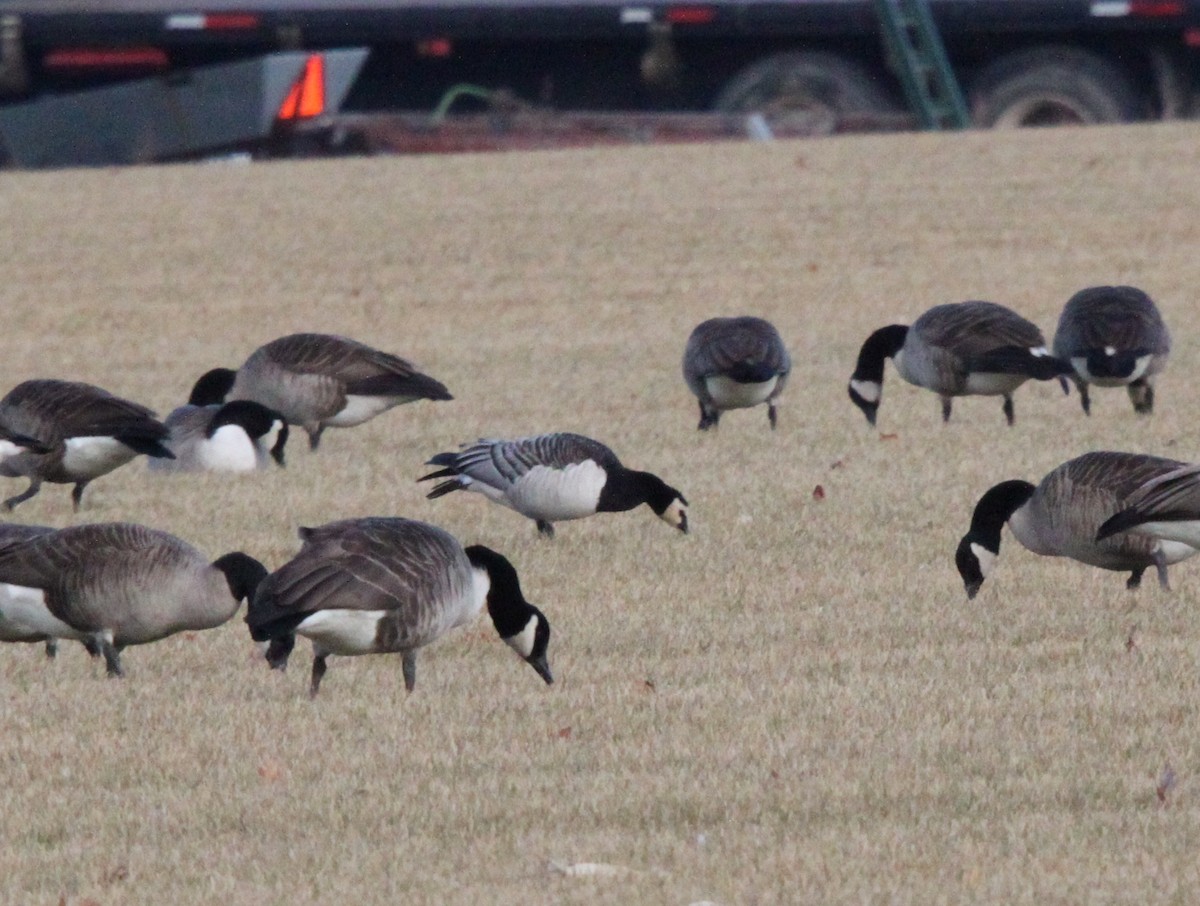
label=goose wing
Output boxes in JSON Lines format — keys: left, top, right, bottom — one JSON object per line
{"left": 685, "top": 318, "right": 790, "bottom": 381}
{"left": 435, "top": 434, "right": 619, "bottom": 491}
{"left": 1096, "top": 462, "right": 1200, "bottom": 540}
{"left": 1053, "top": 287, "right": 1170, "bottom": 357}
{"left": 249, "top": 518, "right": 465, "bottom": 643}
{"left": 0, "top": 380, "right": 164, "bottom": 444}
{"left": 913, "top": 301, "right": 1046, "bottom": 359}
{"left": 257, "top": 334, "right": 451, "bottom": 400}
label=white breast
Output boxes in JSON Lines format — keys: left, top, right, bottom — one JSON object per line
{"left": 325, "top": 395, "right": 399, "bottom": 427}
{"left": 705, "top": 374, "right": 778, "bottom": 409}
{"left": 0, "top": 584, "right": 88, "bottom": 642}
{"left": 194, "top": 424, "right": 260, "bottom": 472}
{"left": 62, "top": 436, "right": 139, "bottom": 478}
{"left": 506, "top": 461, "right": 608, "bottom": 521}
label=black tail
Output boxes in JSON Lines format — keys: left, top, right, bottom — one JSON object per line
{"left": 1084, "top": 348, "right": 1147, "bottom": 381}
{"left": 423, "top": 478, "right": 463, "bottom": 499}
{"left": 116, "top": 432, "right": 175, "bottom": 459}
{"left": 245, "top": 591, "right": 309, "bottom": 643}
{"left": 1095, "top": 508, "right": 1147, "bottom": 542}
{"left": 725, "top": 361, "right": 779, "bottom": 383}
{"left": 969, "top": 346, "right": 1074, "bottom": 380}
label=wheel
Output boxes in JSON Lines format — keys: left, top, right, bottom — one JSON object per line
{"left": 970, "top": 46, "right": 1142, "bottom": 128}
{"left": 713, "top": 51, "right": 899, "bottom": 134}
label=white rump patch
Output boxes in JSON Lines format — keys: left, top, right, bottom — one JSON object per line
{"left": 964, "top": 372, "right": 1027, "bottom": 395}
{"left": 705, "top": 375, "right": 778, "bottom": 410}
{"left": 296, "top": 609, "right": 387, "bottom": 655}
{"left": 0, "top": 584, "right": 87, "bottom": 643}
{"left": 63, "top": 436, "right": 139, "bottom": 478}
{"left": 849, "top": 379, "right": 881, "bottom": 404}
{"left": 325, "top": 394, "right": 400, "bottom": 428}
{"left": 1156, "top": 540, "right": 1200, "bottom": 566}
{"left": 970, "top": 543, "right": 998, "bottom": 579}
{"left": 507, "top": 461, "right": 607, "bottom": 521}
{"left": 1129, "top": 521, "right": 1200, "bottom": 549}
{"left": 504, "top": 615, "right": 539, "bottom": 659}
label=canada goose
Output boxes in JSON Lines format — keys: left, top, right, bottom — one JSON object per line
{"left": 955, "top": 452, "right": 1200, "bottom": 598}
{"left": 682, "top": 316, "right": 791, "bottom": 430}
{"left": 245, "top": 517, "right": 553, "bottom": 697}
{"left": 0, "top": 522, "right": 266, "bottom": 676}
{"left": 419, "top": 433, "right": 689, "bottom": 538}
{"left": 201, "top": 333, "right": 453, "bottom": 450}
{"left": 0, "top": 379, "right": 174, "bottom": 510}
{"left": 1052, "top": 285, "right": 1171, "bottom": 415}
{"left": 848, "top": 300, "right": 1073, "bottom": 426}
{"left": 149, "top": 400, "right": 289, "bottom": 473}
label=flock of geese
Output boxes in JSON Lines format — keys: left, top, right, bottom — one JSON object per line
{"left": 0, "top": 288, "right": 1192, "bottom": 696}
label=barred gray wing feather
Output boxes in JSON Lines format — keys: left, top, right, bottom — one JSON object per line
{"left": 913, "top": 301, "right": 1045, "bottom": 359}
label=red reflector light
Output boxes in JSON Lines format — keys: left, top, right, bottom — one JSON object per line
{"left": 205, "top": 13, "right": 260, "bottom": 29}
{"left": 1130, "top": 0, "right": 1184, "bottom": 13}
{"left": 665, "top": 5, "right": 716, "bottom": 23}
{"left": 1186, "top": 26, "right": 1200, "bottom": 44}
{"left": 417, "top": 38, "right": 453, "bottom": 57}
{"left": 44, "top": 47, "right": 169, "bottom": 69}
{"left": 277, "top": 54, "right": 326, "bottom": 121}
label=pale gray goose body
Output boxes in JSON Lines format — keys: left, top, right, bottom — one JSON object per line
{"left": 0, "top": 522, "right": 265, "bottom": 676}
{"left": 419, "top": 433, "right": 688, "bottom": 538}
{"left": 1051, "top": 285, "right": 1171, "bottom": 415}
{"left": 149, "top": 400, "right": 289, "bottom": 473}
{"left": 0, "top": 379, "right": 173, "bottom": 510}
{"left": 955, "top": 452, "right": 1200, "bottom": 598}
{"left": 683, "top": 316, "right": 791, "bottom": 430}
{"left": 245, "top": 517, "right": 553, "bottom": 697}
{"left": 206, "top": 333, "right": 452, "bottom": 450}
{"left": 849, "top": 301, "right": 1072, "bottom": 426}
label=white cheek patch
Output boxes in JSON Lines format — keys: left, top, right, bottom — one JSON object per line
{"left": 504, "top": 615, "right": 539, "bottom": 658}
{"left": 849, "top": 379, "right": 881, "bottom": 404}
{"left": 199, "top": 424, "right": 258, "bottom": 472}
{"left": 970, "top": 542, "right": 998, "bottom": 579}
{"left": 661, "top": 498, "right": 687, "bottom": 528}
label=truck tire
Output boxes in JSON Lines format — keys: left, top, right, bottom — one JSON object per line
{"left": 714, "top": 51, "right": 898, "bottom": 134}
{"left": 971, "top": 47, "right": 1142, "bottom": 127}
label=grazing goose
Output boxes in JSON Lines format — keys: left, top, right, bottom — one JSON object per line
{"left": 682, "top": 316, "right": 791, "bottom": 430}
{"left": 848, "top": 300, "right": 1073, "bottom": 426}
{"left": 1096, "top": 461, "right": 1200, "bottom": 550}
{"left": 419, "top": 433, "right": 689, "bottom": 538}
{"left": 201, "top": 333, "right": 453, "bottom": 450}
{"left": 149, "top": 400, "right": 289, "bottom": 473}
{"left": 0, "top": 379, "right": 174, "bottom": 510}
{"left": 245, "top": 517, "right": 553, "bottom": 697}
{"left": 0, "top": 522, "right": 266, "bottom": 677}
{"left": 955, "top": 452, "right": 1200, "bottom": 598}
{"left": 1052, "top": 285, "right": 1171, "bottom": 415}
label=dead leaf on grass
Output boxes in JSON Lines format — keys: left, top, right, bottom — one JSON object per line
{"left": 257, "top": 758, "right": 286, "bottom": 782}
{"left": 812, "top": 485, "right": 825, "bottom": 500}
{"left": 1157, "top": 763, "right": 1177, "bottom": 806}
{"left": 879, "top": 433, "right": 899, "bottom": 441}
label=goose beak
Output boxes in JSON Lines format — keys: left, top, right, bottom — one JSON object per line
{"left": 527, "top": 653, "right": 554, "bottom": 685}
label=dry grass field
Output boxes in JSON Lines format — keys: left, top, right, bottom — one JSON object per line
{"left": 3, "top": 122, "right": 1200, "bottom": 904}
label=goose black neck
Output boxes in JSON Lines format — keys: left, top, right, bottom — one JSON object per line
{"left": 851, "top": 324, "right": 908, "bottom": 383}
{"left": 189, "top": 368, "right": 237, "bottom": 406}
{"left": 466, "top": 545, "right": 531, "bottom": 635}
{"left": 213, "top": 551, "right": 268, "bottom": 602}
{"left": 598, "top": 469, "right": 670, "bottom": 514}
{"left": 208, "top": 401, "right": 277, "bottom": 438}
{"left": 969, "top": 480, "right": 1036, "bottom": 547}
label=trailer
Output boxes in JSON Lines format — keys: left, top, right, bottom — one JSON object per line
{"left": 0, "top": 0, "right": 1198, "bottom": 166}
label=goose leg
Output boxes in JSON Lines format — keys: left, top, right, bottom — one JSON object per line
{"left": 1126, "top": 568, "right": 1144, "bottom": 590}
{"left": 1001, "top": 395, "right": 1015, "bottom": 426}
{"left": 83, "top": 637, "right": 102, "bottom": 658}
{"left": 940, "top": 397, "right": 952, "bottom": 423}
{"left": 768, "top": 402, "right": 778, "bottom": 430}
{"left": 71, "top": 480, "right": 90, "bottom": 511}
{"left": 1153, "top": 549, "right": 1170, "bottom": 591}
{"left": 306, "top": 424, "right": 325, "bottom": 451}
{"left": 309, "top": 653, "right": 328, "bottom": 698}
{"left": 43, "top": 639, "right": 58, "bottom": 659}
{"left": 3, "top": 478, "right": 41, "bottom": 511}
{"left": 535, "top": 519, "right": 555, "bottom": 539}
{"left": 697, "top": 402, "right": 719, "bottom": 431}
{"left": 98, "top": 635, "right": 123, "bottom": 678}
{"left": 1057, "top": 374, "right": 1071, "bottom": 395}
{"left": 402, "top": 651, "right": 418, "bottom": 693}
{"left": 1077, "top": 380, "right": 1091, "bottom": 416}
{"left": 1129, "top": 380, "right": 1154, "bottom": 415}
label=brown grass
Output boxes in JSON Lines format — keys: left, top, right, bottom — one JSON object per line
{"left": 4, "top": 123, "right": 1200, "bottom": 904}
